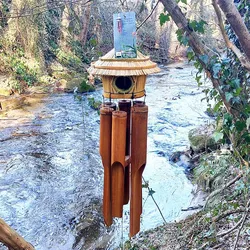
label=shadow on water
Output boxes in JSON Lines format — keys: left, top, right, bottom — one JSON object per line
{"left": 0, "top": 63, "right": 211, "bottom": 249}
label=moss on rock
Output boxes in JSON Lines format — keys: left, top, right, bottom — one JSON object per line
{"left": 188, "top": 124, "right": 217, "bottom": 152}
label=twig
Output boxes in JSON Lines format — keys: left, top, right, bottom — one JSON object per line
{"left": 233, "top": 198, "right": 250, "bottom": 250}
{"left": 204, "top": 173, "right": 242, "bottom": 208}
{"left": 142, "top": 176, "right": 167, "bottom": 224}
{"left": 217, "top": 214, "right": 244, "bottom": 237}
{"left": 191, "top": 151, "right": 205, "bottom": 161}
{"left": 136, "top": 0, "right": 160, "bottom": 31}
{"left": 212, "top": 243, "right": 224, "bottom": 249}
{"left": 213, "top": 208, "right": 245, "bottom": 222}
{"left": 0, "top": 0, "right": 116, "bottom": 19}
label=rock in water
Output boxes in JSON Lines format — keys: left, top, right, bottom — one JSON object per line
{"left": 188, "top": 124, "right": 218, "bottom": 152}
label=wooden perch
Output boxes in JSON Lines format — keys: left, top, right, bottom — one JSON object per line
{"left": 0, "top": 218, "right": 34, "bottom": 250}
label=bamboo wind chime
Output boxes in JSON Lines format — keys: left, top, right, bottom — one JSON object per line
{"left": 88, "top": 48, "right": 160, "bottom": 237}
{"left": 99, "top": 100, "right": 149, "bottom": 236}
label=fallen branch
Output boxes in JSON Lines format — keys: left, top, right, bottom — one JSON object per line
{"left": 204, "top": 173, "right": 242, "bottom": 208}
{"left": 216, "top": 213, "right": 244, "bottom": 237}
{"left": 233, "top": 198, "right": 250, "bottom": 250}
{"left": 0, "top": 218, "right": 34, "bottom": 250}
{"left": 212, "top": 208, "right": 245, "bottom": 222}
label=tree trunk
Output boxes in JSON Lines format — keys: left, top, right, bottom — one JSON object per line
{"left": 159, "top": 0, "right": 207, "bottom": 56}
{"left": 0, "top": 218, "right": 34, "bottom": 250}
{"left": 79, "top": 2, "right": 92, "bottom": 47}
{"left": 218, "top": 0, "right": 250, "bottom": 62}
{"left": 159, "top": 0, "right": 235, "bottom": 116}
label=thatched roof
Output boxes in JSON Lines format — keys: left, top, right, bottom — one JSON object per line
{"left": 88, "top": 49, "right": 160, "bottom": 76}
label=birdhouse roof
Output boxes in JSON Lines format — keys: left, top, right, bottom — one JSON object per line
{"left": 88, "top": 49, "right": 160, "bottom": 76}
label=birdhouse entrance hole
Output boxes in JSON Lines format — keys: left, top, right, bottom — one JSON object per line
{"left": 113, "top": 76, "right": 133, "bottom": 93}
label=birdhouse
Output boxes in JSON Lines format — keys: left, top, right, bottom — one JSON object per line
{"left": 88, "top": 49, "right": 160, "bottom": 99}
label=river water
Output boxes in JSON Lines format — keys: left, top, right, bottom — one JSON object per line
{"left": 0, "top": 64, "right": 210, "bottom": 249}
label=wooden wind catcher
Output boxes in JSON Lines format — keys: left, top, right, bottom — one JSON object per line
{"left": 88, "top": 49, "right": 160, "bottom": 237}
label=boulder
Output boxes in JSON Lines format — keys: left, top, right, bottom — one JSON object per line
{"left": 188, "top": 124, "right": 217, "bottom": 152}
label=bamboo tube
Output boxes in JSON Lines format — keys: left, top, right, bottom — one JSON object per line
{"left": 102, "top": 102, "right": 117, "bottom": 110}
{"left": 118, "top": 100, "right": 131, "bottom": 155}
{"left": 100, "top": 107, "right": 113, "bottom": 226}
{"left": 118, "top": 100, "right": 131, "bottom": 205}
{"left": 130, "top": 103, "right": 148, "bottom": 237}
{"left": 0, "top": 218, "right": 34, "bottom": 250}
{"left": 111, "top": 111, "right": 127, "bottom": 218}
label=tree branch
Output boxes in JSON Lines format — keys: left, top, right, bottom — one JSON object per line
{"left": 159, "top": 0, "right": 235, "bottom": 117}
{"left": 218, "top": 0, "right": 250, "bottom": 63}
{"left": 233, "top": 198, "right": 250, "bottom": 250}
{"left": 0, "top": 0, "right": 114, "bottom": 19}
{"left": 212, "top": 0, "right": 250, "bottom": 71}
{"left": 137, "top": 0, "right": 160, "bottom": 31}
{"left": 0, "top": 218, "right": 34, "bottom": 250}
{"left": 159, "top": 0, "right": 207, "bottom": 56}
{"left": 216, "top": 215, "right": 243, "bottom": 237}
{"left": 212, "top": 207, "right": 245, "bottom": 222}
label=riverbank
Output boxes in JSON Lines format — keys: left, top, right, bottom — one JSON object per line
{"left": 123, "top": 152, "right": 207, "bottom": 249}
{"left": 124, "top": 195, "right": 206, "bottom": 249}
{"left": 0, "top": 88, "right": 50, "bottom": 129}
{"left": 124, "top": 150, "right": 250, "bottom": 250}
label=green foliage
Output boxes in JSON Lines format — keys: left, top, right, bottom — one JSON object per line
{"left": 79, "top": 79, "right": 95, "bottom": 93}
{"left": 0, "top": 40, "right": 38, "bottom": 91}
{"left": 188, "top": 20, "right": 207, "bottom": 34}
{"left": 10, "top": 57, "right": 37, "bottom": 87}
{"left": 0, "top": 0, "right": 9, "bottom": 29}
{"left": 87, "top": 97, "right": 101, "bottom": 110}
{"left": 176, "top": 0, "right": 187, "bottom": 4}
{"left": 213, "top": 132, "right": 224, "bottom": 143}
{"left": 41, "top": 7, "right": 62, "bottom": 62}
{"left": 52, "top": 47, "right": 85, "bottom": 72}
{"left": 69, "top": 39, "right": 91, "bottom": 64}
{"left": 159, "top": 13, "right": 170, "bottom": 26}
{"left": 175, "top": 19, "right": 207, "bottom": 46}
{"left": 176, "top": 29, "right": 189, "bottom": 46}
{"left": 183, "top": 0, "right": 250, "bottom": 162}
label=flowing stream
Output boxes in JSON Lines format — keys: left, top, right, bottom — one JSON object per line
{"left": 0, "top": 63, "right": 210, "bottom": 249}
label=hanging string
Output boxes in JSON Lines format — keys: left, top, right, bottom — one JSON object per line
{"left": 142, "top": 176, "right": 167, "bottom": 224}
{"left": 80, "top": 94, "right": 86, "bottom": 153}
{"left": 121, "top": 215, "right": 124, "bottom": 250}
{"left": 143, "top": 90, "right": 147, "bottom": 103}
